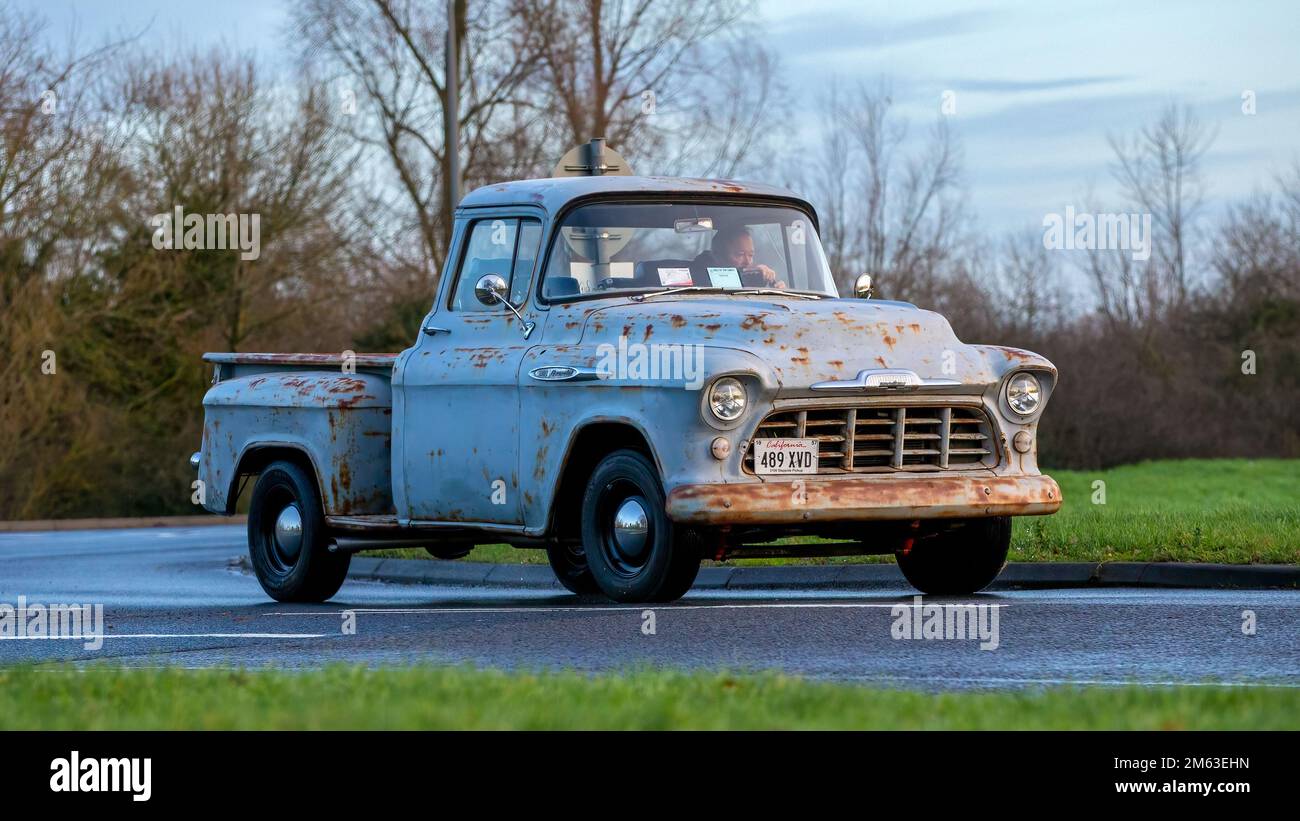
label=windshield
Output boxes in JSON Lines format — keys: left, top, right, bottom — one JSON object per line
{"left": 539, "top": 202, "right": 839, "bottom": 301}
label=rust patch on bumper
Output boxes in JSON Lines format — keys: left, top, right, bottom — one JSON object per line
{"left": 665, "top": 474, "right": 1062, "bottom": 525}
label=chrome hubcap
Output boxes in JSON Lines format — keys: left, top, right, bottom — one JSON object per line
{"left": 273, "top": 504, "right": 304, "bottom": 562}
{"left": 610, "top": 498, "right": 649, "bottom": 561}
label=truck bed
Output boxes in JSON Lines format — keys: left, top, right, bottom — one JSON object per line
{"left": 198, "top": 352, "right": 398, "bottom": 517}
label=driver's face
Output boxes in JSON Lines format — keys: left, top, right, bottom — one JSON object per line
{"left": 723, "top": 235, "right": 755, "bottom": 267}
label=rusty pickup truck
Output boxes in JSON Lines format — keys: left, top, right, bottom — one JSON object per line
{"left": 196, "top": 172, "right": 1061, "bottom": 604}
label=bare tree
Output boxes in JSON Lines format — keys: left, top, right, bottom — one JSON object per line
{"left": 995, "top": 230, "right": 1063, "bottom": 337}
{"left": 654, "top": 30, "right": 790, "bottom": 178}
{"left": 806, "top": 79, "right": 966, "bottom": 300}
{"left": 294, "top": 0, "right": 783, "bottom": 306}
{"left": 809, "top": 81, "right": 853, "bottom": 279}
{"left": 108, "top": 50, "right": 358, "bottom": 351}
{"left": 293, "top": 0, "right": 545, "bottom": 273}
{"left": 1100, "top": 104, "right": 1214, "bottom": 318}
{"left": 513, "top": 0, "right": 755, "bottom": 167}
{"left": 0, "top": 7, "right": 134, "bottom": 518}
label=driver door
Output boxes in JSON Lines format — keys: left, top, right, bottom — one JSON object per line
{"left": 398, "top": 213, "right": 544, "bottom": 526}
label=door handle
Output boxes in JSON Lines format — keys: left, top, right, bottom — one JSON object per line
{"left": 422, "top": 325, "right": 450, "bottom": 336}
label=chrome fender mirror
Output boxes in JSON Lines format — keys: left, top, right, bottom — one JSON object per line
{"left": 854, "top": 273, "right": 874, "bottom": 299}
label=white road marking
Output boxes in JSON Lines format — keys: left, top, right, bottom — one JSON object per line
{"left": 261, "top": 602, "right": 1011, "bottom": 616}
{"left": 0, "top": 633, "right": 328, "bottom": 640}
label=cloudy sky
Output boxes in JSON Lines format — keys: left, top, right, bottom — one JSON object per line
{"left": 761, "top": 0, "right": 1300, "bottom": 232}
{"left": 26, "top": 0, "right": 1300, "bottom": 234}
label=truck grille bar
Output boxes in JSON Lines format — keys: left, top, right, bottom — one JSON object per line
{"left": 743, "top": 404, "right": 997, "bottom": 474}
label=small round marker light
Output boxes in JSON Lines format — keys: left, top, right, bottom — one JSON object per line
{"left": 710, "top": 437, "right": 731, "bottom": 460}
{"left": 1013, "top": 430, "right": 1033, "bottom": 453}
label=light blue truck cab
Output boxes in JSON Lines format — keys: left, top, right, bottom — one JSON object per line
{"left": 197, "top": 173, "right": 1060, "bottom": 603}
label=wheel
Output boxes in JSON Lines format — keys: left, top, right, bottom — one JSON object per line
{"left": 894, "top": 517, "right": 1011, "bottom": 595}
{"left": 580, "top": 450, "right": 701, "bottom": 603}
{"left": 545, "top": 542, "right": 599, "bottom": 594}
{"left": 247, "top": 460, "right": 350, "bottom": 602}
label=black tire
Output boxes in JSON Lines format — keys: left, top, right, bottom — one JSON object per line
{"left": 545, "top": 542, "right": 599, "bottom": 594}
{"left": 894, "top": 517, "right": 1011, "bottom": 595}
{"left": 247, "top": 460, "right": 350, "bottom": 603}
{"left": 580, "top": 450, "right": 701, "bottom": 603}
{"left": 656, "top": 528, "right": 706, "bottom": 601}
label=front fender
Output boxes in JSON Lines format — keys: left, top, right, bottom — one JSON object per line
{"left": 517, "top": 345, "right": 779, "bottom": 533}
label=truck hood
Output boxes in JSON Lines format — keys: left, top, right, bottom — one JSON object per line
{"left": 578, "top": 296, "right": 1006, "bottom": 387}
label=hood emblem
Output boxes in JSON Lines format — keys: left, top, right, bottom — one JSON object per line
{"left": 810, "top": 368, "right": 961, "bottom": 392}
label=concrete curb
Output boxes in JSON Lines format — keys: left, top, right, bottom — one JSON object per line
{"left": 0, "top": 515, "right": 246, "bottom": 533}
{"left": 347, "top": 557, "right": 1300, "bottom": 591}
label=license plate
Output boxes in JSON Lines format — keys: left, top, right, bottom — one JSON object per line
{"left": 753, "top": 438, "right": 819, "bottom": 475}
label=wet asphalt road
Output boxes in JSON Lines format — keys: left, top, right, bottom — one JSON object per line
{"left": 0, "top": 525, "right": 1296, "bottom": 690}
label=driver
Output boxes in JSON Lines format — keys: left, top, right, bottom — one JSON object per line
{"left": 697, "top": 225, "right": 787, "bottom": 289}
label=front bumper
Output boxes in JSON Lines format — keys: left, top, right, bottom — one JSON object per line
{"left": 665, "top": 474, "right": 1061, "bottom": 526}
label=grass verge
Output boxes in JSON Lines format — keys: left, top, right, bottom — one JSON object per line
{"left": 2, "top": 665, "right": 1294, "bottom": 730}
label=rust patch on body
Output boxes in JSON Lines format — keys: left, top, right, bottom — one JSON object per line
{"left": 832, "top": 311, "right": 865, "bottom": 331}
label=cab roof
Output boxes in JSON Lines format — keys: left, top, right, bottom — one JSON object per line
{"left": 458, "top": 175, "right": 818, "bottom": 222}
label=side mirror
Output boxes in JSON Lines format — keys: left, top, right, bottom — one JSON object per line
{"left": 474, "top": 274, "right": 508, "bottom": 306}
{"left": 472, "top": 273, "right": 535, "bottom": 339}
{"left": 854, "top": 273, "right": 874, "bottom": 299}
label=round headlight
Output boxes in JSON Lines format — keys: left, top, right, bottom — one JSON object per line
{"left": 708, "top": 377, "right": 747, "bottom": 422}
{"left": 1005, "top": 372, "right": 1042, "bottom": 416}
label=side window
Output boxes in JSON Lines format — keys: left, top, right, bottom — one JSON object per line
{"left": 451, "top": 219, "right": 518, "bottom": 312}
{"left": 450, "top": 218, "right": 542, "bottom": 311}
{"left": 510, "top": 220, "right": 542, "bottom": 305}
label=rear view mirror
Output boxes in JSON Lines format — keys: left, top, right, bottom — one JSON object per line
{"left": 674, "top": 217, "right": 714, "bottom": 233}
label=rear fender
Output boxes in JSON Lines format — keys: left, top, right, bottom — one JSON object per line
{"left": 200, "top": 372, "right": 394, "bottom": 516}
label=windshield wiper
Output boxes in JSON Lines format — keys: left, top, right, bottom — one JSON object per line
{"left": 732, "top": 288, "right": 822, "bottom": 300}
{"left": 630, "top": 286, "right": 726, "bottom": 302}
{"left": 631, "top": 286, "right": 823, "bottom": 302}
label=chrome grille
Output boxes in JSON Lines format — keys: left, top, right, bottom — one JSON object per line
{"left": 743, "top": 405, "right": 996, "bottom": 474}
